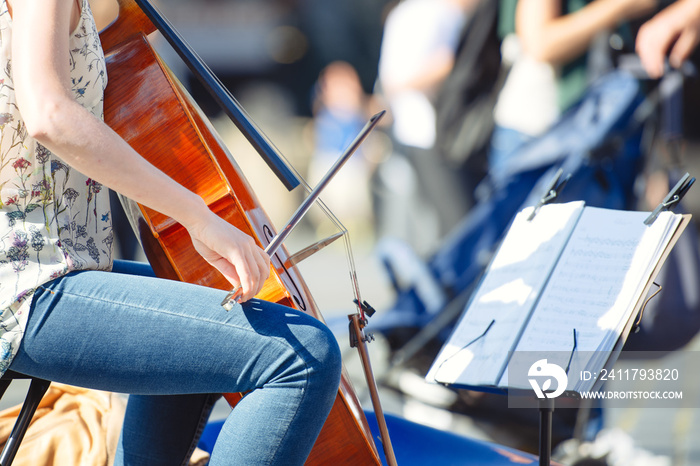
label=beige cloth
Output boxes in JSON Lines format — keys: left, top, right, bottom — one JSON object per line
{"left": 0, "top": 383, "right": 209, "bottom": 466}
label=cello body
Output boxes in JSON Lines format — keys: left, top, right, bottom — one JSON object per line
{"left": 99, "top": 2, "right": 381, "bottom": 464}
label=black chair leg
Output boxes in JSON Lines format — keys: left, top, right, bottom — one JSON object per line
{"left": 0, "top": 377, "right": 51, "bottom": 466}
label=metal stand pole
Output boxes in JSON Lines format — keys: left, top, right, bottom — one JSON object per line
{"left": 349, "top": 313, "right": 398, "bottom": 466}
{"left": 539, "top": 398, "right": 555, "bottom": 466}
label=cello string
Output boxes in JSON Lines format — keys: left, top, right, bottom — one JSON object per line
{"left": 238, "top": 107, "right": 370, "bottom": 320}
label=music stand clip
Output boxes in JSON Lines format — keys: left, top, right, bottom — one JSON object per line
{"left": 644, "top": 172, "right": 695, "bottom": 225}
{"left": 528, "top": 169, "right": 572, "bottom": 221}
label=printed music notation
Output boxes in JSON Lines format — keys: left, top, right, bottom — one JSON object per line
{"left": 427, "top": 202, "right": 687, "bottom": 394}
{"left": 426, "top": 201, "right": 585, "bottom": 387}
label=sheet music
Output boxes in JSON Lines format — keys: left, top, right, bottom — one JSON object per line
{"left": 504, "top": 208, "right": 682, "bottom": 387}
{"left": 427, "top": 201, "right": 585, "bottom": 387}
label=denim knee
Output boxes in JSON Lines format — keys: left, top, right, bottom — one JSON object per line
{"left": 296, "top": 320, "right": 343, "bottom": 391}
{"left": 316, "top": 323, "right": 343, "bottom": 387}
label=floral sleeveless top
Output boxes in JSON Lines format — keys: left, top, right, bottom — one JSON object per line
{"left": 0, "top": 0, "right": 112, "bottom": 374}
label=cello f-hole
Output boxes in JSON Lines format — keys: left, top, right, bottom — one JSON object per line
{"left": 263, "top": 224, "right": 307, "bottom": 311}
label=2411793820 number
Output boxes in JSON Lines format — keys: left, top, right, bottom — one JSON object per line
{"left": 580, "top": 368, "right": 680, "bottom": 382}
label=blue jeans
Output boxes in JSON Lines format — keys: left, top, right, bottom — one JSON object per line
{"left": 9, "top": 261, "right": 342, "bottom": 465}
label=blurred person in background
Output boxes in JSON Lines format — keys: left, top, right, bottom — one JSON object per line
{"left": 306, "top": 61, "right": 377, "bottom": 238}
{"left": 373, "top": 0, "right": 479, "bottom": 256}
{"left": 489, "top": 0, "right": 658, "bottom": 180}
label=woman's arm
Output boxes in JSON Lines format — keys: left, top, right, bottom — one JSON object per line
{"left": 516, "top": 0, "right": 658, "bottom": 65}
{"left": 10, "top": 0, "right": 269, "bottom": 302}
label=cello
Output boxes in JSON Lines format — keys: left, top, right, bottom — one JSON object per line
{"left": 99, "top": 0, "right": 389, "bottom": 464}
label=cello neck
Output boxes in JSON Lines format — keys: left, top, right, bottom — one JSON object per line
{"left": 101, "top": 0, "right": 301, "bottom": 191}
{"left": 99, "top": 0, "right": 156, "bottom": 51}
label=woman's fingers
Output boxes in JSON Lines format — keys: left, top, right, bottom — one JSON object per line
{"left": 234, "top": 243, "right": 270, "bottom": 301}
{"left": 188, "top": 216, "right": 270, "bottom": 303}
{"left": 636, "top": 20, "right": 676, "bottom": 78}
{"left": 670, "top": 28, "right": 700, "bottom": 69}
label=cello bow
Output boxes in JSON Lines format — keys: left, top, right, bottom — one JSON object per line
{"left": 99, "top": 0, "right": 386, "bottom": 464}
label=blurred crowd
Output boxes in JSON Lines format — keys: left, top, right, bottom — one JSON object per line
{"left": 91, "top": 0, "right": 700, "bottom": 260}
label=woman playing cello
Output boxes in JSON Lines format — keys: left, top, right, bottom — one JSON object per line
{"left": 0, "top": 0, "right": 342, "bottom": 464}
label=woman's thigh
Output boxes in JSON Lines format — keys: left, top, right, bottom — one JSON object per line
{"left": 10, "top": 263, "right": 337, "bottom": 396}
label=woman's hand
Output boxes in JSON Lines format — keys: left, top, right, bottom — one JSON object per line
{"left": 186, "top": 211, "right": 271, "bottom": 303}
{"left": 636, "top": 0, "right": 700, "bottom": 78}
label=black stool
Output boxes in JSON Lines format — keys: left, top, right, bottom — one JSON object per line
{"left": 0, "top": 370, "right": 50, "bottom": 466}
